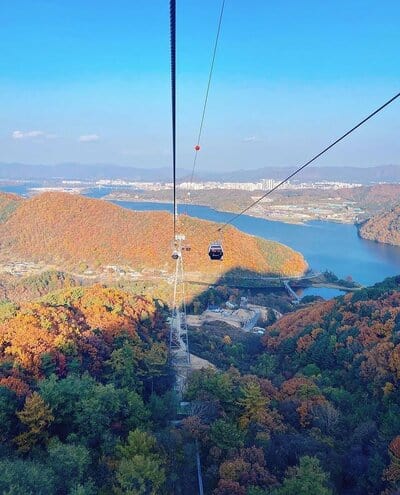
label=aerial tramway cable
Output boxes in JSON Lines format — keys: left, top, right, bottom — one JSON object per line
{"left": 187, "top": 0, "right": 226, "bottom": 193}
{"left": 169, "top": 0, "right": 191, "bottom": 369}
{"left": 217, "top": 91, "right": 400, "bottom": 233}
{"left": 179, "top": 0, "right": 226, "bottom": 259}
{"left": 170, "top": 0, "right": 177, "bottom": 240}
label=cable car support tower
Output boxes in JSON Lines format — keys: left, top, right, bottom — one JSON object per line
{"left": 169, "top": 234, "right": 191, "bottom": 392}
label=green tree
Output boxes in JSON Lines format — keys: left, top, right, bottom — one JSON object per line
{"left": 47, "top": 439, "right": 92, "bottom": 494}
{"left": 113, "top": 429, "right": 166, "bottom": 495}
{"left": 274, "top": 456, "right": 332, "bottom": 495}
{"left": 0, "top": 386, "right": 18, "bottom": 442}
{"left": 122, "top": 389, "right": 150, "bottom": 432}
{"left": 39, "top": 374, "right": 93, "bottom": 438}
{"left": 40, "top": 374, "right": 149, "bottom": 449}
{"left": 209, "top": 419, "right": 245, "bottom": 452}
{"left": 247, "top": 488, "right": 269, "bottom": 495}
{"left": 0, "top": 459, "right": 55, "bottom": 495}
{"left": 140, "top": 342, "right": 168, "bottom": 392}
{"left": 72, "top": 383, "right": 144, "bottom": 449}
{"left": 106, "top": 342, "right": 142, "bottom": 391}
{"left": 148, "top": 391, "right": 177, "bottom": 427}
{"left": 237, "top": 382, "right": 269, "bottom": 429}
{"left": 186, "top": 369, "right": 236, "bottom": 412}
{"left": 68, "top": 482, "right": 97, "bottom": 495}
{"left": 250, "top": 354, "right": 276, "bottom": 378}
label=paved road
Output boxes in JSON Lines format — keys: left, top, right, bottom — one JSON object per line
{"left": 243, "top": 310, "right": 261, "bottom": 332}
{"left": 283, "top": 280, "right": 301, "bottom": 304}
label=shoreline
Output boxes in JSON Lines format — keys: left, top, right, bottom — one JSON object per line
{"left": 103, "top": 194, "right": 357, "bottom": 227}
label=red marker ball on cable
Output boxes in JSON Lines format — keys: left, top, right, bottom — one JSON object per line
{"left": 194, "top": 145, "right": 201, "bottom": 151}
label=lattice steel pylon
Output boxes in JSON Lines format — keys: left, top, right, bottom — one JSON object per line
{"left": 169, "top": 234, "right": 191, "bottom": 393}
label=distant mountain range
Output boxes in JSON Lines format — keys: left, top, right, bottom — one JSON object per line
{"left": 204, "top": 165, "right": 400, "bottom": 184}
{"left": 1, "top": 162, "right": 400, "bottom": 184}
{"left": 0, "top": 163, "right": 182, "bottom": 182}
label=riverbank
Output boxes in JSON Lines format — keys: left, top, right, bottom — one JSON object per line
{"left": 103, "top": 191, "right": 361, "bottom": 225}
{"left": 104, "top": 194, "right": 309, "bottom": 225}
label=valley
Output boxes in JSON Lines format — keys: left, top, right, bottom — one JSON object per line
{"left": 1, "top": 1, "right": 399, "bottom": 493}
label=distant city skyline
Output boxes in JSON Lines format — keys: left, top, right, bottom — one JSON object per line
{"left": 0, "top": 0, "right": 399, "bottom": 170}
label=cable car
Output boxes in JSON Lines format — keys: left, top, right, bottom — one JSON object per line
{"left": 208, "top": 242, "right": 223, "bottom": 260}
{"left": 194, "top": 144, "right": 201, "bottom": 151}
{"left": 171, "top": 250, "right": 180, "bottom": 260}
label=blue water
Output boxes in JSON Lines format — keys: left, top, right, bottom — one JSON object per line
{"left": 299, "top": 287, "right": 345, "bottom": 299}
{"left": 104, "top": 200, "right": 400, "bottom": 287}
{"left": 0, "top": 183, "right": 42, "bottom": 196}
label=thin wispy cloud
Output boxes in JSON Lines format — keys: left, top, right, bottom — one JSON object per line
{"left": 243, "top": 136, "right": 262, "bottom": 143}
{"left": 79, "top": 134, "right": 100, "bottom": 143}
{"left": 12, "top": 130, "right": 55, "bottom": 140}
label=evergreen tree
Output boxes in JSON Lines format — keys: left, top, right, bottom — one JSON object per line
{"left": 274, "top": 456, "right": 332, "bottom": 495}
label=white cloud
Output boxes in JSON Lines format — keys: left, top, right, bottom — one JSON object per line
{"left": 78, "top": 134, "right": 100, "bottom": 143}
{"left": 243, "top": 136, "right": 262, "bottom": 143}
{"left": 12, "top": 130, "right": 47, "bottom": 140}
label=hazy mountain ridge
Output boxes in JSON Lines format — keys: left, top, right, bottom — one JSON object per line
{"left": 0, "top": 162, "right": 187, "bottom": 181}
{"left": 1, "top": 163, "right": 400, "bottom": 184}
{"left": 204, "top": 164, "right": 400, "bottom": 183}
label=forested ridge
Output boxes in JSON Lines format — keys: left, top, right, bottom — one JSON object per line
{"left": 0, "top": 285, "right": 175, "bottom": 494}
{"left": 0, "top": 192, "right": 307, "bottom": 277}
{"left": 359, "top": 205, "right": 400, "bottom": 246}
{"left": 1, "top": 277, "right": 400, "bottom": 493}
{"left": 0, "top": 270, "right": 78, "bottom": 303}
{"left": 183, "top": 276, "right": 400, "bottom": 495}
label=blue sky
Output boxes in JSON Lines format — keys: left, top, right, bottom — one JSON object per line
{"left": 0, "top": 0, "right": 399, "bottom": 171}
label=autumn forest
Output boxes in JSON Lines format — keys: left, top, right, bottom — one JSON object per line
{"left": 0, "top": 192, "right": 307, "bottom": 278}
{"left": 1, "top": 260, "right": 400, "bottom": 494}
{"left": 0, "top": 191, "right": 399, "bottom": 493}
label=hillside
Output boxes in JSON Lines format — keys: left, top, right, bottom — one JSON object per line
{"left": 2, "top": 276, "right": 400, "bottom": 493}
{"left": 0, "top": 284, "right": 175, "bottom": 494}
{"left": 184, "top": 276, "right": 400, "bottom": 494}
{"left": 359, "top": 205, "right": 400, "bottom": 246}
{"left": 0, "top": 284, "right": 164, "bottom": 378}
{"left": 259, "top": 276, "right": 400, "bottom": 494}
{"left": 0, "top": 192, "right": 307, "bottom": 277}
